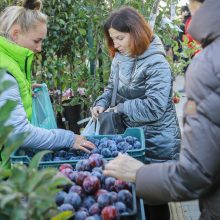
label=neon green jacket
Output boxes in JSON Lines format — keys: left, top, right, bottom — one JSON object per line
{"left": 0, "top": 36, "right": 34, "bottom": 120}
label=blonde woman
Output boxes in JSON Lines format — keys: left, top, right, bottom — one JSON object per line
{"left": 0, "top": 0, "right": 94, "bottom": 152}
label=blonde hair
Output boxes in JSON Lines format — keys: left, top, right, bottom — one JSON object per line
{"left": 0, "top": 0, "right": 47, "bottom": 39}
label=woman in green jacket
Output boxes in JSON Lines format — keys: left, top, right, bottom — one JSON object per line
{"left": 0, "top": 0, "right": 94, "bottom": 152}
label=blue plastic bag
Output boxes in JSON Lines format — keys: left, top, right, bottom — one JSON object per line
{"left": 31, "top": 83, "right": 57, "bottom": 129}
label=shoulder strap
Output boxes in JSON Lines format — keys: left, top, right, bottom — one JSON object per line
{"left": 110, "top": 58, "right": 137, "bottom": 107}
{"left": 110, "top": 67, "right": 119, "bottom": 107}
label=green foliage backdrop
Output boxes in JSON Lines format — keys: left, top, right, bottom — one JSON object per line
{"left": 0, "top": 0, "right": 187, "bottom": 115}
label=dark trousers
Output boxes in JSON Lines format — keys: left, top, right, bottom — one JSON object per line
{"left": 144, "top": 204, "right": 170, "bottom": 220}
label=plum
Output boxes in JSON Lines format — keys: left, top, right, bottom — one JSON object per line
{"left": 115, "top": 201, "right": 126, "bottom": 214}
{"left": 101, "top": 148, "right": 112, "bottom": 158}
{"left": 112, "top": 135, "right": 123, "bottom": 144}
{"left": 69, "top": 185, "right": 84, "bottom": 197}
{"left": 75, "top": 210, "right": 89, "bottom": 220}
{"left": 114, "top": 179, "right": 130, "bottom": 192}
{"left": 55, "top": 191, "right": 67, "bottom": 206}
{"left": 95, "top": 189, "right": 108, "bottom": 199}
{"left": 110, "top": 191, "right": 118, "bottom": 203}
{"left": 97, "top": 193, "right": 112, "bottom": 208}
{"left": 124, "top": 136, "right": 135, "bottom": 145}
{"left": 88, "top": 154, "right": 104, "bottom": 168}
{"left": 64, "top": 192, "right": 82, "bottom": 210}
{"left": 133, "top": 141, "right": 141, "bottom": 149}
{"left": 58, "top": 203, "right": 74, "bottom": 212}
{"left": 117, "top": 190, "right": 132, "bottom": 207}
{"left": 91, "top": 171, "right": 104, "bottom": 182}
{"left": 101, "top": 205, "right": 118, "bottom": 220}
{"left": 83, "top": 176, "right": 101, "bottom": 194}
{"left": 76, "top": 160, "right": 91, "bottom": 172}
{"left": 75, "top": 172, "right": 89, "bottom": 186}
{"left": 104, "top": 177, "right": 116, "bottom": 191}
{"left": 82, "top": 196, "right": 96, "bottom": 209}
{"left": 111, "top": 151, "right": 119, "bottom": 157}
{"left": 89, "top": 203, "right": 101, "bottom": 215}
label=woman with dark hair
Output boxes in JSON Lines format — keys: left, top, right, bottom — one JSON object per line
{"left": 91, "top": 6, "right": 181, "bottom": 220}
{"left": 105, "top": 0, "right": 220, "bottom": 219}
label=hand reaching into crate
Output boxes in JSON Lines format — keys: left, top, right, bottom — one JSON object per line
{"left": 73, "top": 135, "right": 96, "bottom": 153}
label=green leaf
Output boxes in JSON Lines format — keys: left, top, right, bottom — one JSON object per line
{"left": 51, "top": 211, "right": 74, "bottom": 220}
{"left": 10, "top": 165, "right": 28, "bottom": 191}
{"left": 0, "top": 193, "right": 22, "bottom": 207}
{"left": 27, "top": 168, "right": 57, "bottom": 193}
{"left": 48, "top": 175, "right": 72, "bottom": 191}
{"left": 0, "top": 125, "right": 13, "bottom": 147}
{"left": 28, "top": 150, "right": 52, "bottom": 170}
{"left": 1, "top": 133, "right": 27, "bottom": 168}
{"left": 79, "top": 28, "right": 87, "bottom": 36}
{"left": 0, "top": 168, "right": 11, "bottom": 180}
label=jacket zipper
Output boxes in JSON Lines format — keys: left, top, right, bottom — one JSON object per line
{"left": 25, "top": 56, "right": 28, "bottom": 79}
{"left": 129, "top": 58, "right": 137, "bottom": 83}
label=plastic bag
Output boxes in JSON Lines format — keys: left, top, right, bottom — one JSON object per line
{"left": 81, "top": 118, "right": 100, "bottom": 136}
{"left": 31, "top": 83, "right": 57, "bottom": 129}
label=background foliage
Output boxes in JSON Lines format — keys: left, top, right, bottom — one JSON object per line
{"left": 0, "top": 0, "right": 189, "bottom": 116}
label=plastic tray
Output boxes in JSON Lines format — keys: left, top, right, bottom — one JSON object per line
{"left": 10, "top": 128, "right": 145, "bottom": 168}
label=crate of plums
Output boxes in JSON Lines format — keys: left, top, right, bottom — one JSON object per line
{"left": 10, "top": 128, "right": 145, "bottom": 168}
{"left": 56, "top": 154, "right": 139, "bottom": 220}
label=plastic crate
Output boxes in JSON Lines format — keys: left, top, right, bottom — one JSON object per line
{"left": 88, "top": 127, "right": 145, "bottom": 162}
{"left": 10, "top": 128, "right": 145, "bottom": 168}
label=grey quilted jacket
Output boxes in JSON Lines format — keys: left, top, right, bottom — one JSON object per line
{"left": 94, "top": 35, "right": 181, "bottom": 163}
{"left": 135, "top": 0, "right": 220, "bottom": 219}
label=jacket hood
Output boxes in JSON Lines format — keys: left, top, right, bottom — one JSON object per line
{"left": 115, "top": 35, "right": 166, "bottom": 62}
{"left": 188, "top": 0, "right": 220, "bottom": 47}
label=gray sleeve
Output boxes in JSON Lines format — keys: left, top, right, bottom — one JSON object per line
{"left": 135, "top": 107, "right": 220, "bottom": 204}
{"left": 0, "top": 74, "right": 75, "bottom": 151}
{"left": 117, "top": 58, "right": 172, "bottom": 123}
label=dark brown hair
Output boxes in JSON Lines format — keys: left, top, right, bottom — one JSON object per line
{"left": 190, "top": 0, "right": 205, "bottom": 2}
{"left": 104, "top": 6, "right": 153, "bottom": 57}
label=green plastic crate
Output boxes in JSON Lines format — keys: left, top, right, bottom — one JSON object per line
{"left": 10, "top": 128, "right": 145, "bottom": 168}
{"left": 89, "top": 128, "right": 145, "bottom": 161}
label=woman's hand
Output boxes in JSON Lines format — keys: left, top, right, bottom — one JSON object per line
{"left": 32, "top": 83, "right": 42, "bottom": 97}
{"left": 104, "top": 153, "right": 144, "bottom": 183}
{"left": 73, "top": 134, "right": 95, "bottom": 153}
{"left": 90, "top": 106, "right": 105, "bottom": 120}
{"left": 32, "top": 83, "right": 42, "bottom": 90}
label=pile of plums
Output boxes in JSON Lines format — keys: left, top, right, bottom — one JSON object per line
{"left": 56, "top": 154, "right": 134, "bottom": 220}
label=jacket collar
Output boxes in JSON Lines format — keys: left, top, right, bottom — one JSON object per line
{"left": 0, "top": 36, "right": 34, "bottom": 76}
